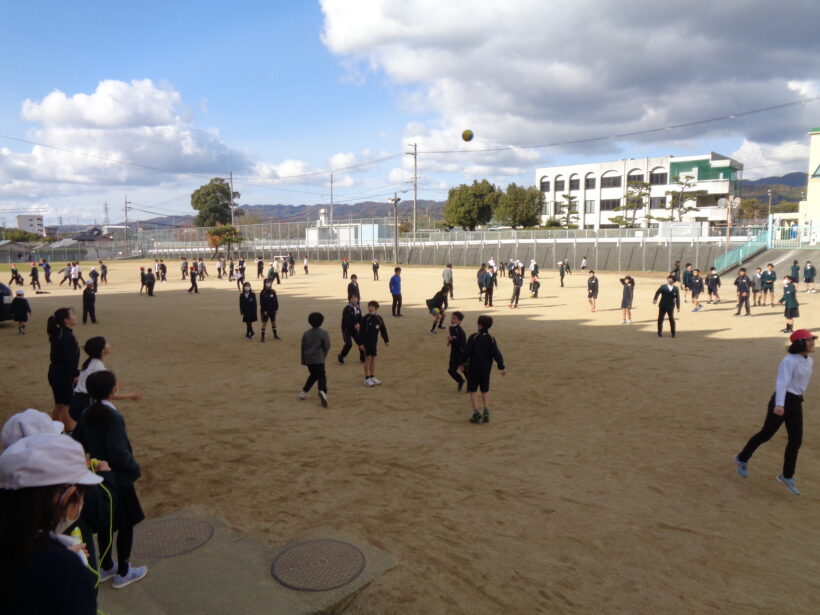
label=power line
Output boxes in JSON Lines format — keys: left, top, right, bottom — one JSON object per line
{"left": 419, "top": 96, "right": 820, "bottom": 155}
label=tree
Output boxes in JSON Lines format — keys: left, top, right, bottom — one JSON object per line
{"left": 191, "top": 178, "right": 239, "bottom": 227}
{"left": 1, "top": 229, "right": 46, "bottom": 242}
{"left": 494, "top": 183, "right": 544, "bottom": 228}
{"left": 611, "top": 181, "right": 651, "bottom": 228}
{"left": 206, "top": 224, "right": 243, "bottom": 258}
{"left": 443, "top": 179, "right": 499, "bottom": 230}
{"left": 558, "top": 193, "right": 579, "bottom": 228}
{"left": 737, "top": 198, "right": 767, "bottom": 220}
{"left": 661, "top": 175, "right": 699, "bottom": 222}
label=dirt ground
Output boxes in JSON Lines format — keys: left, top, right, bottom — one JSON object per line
{"left": 2, "top": 259, "right": 819, "bottom": 614}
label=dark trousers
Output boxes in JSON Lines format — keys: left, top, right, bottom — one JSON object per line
{"left": 657, "top": 306, "right": 675, "bottom": 336}
{"left": 303, "top": 364, "right": 327, "bottom": 393}
{"left": 146, "top": 283, "right": 154, "bottom": 296}
{"left": 737, "top": 295, "right": 751, "bottom": 314}
{"left": 484, "top": 288, "right": 493, "bottom": 307}
{"left": 392, "top": 294, "right": 402, "bottom": 316}
{"left": 339, "top": 329, "right": 364, "bottom": 362}
{"left": 448, "top": 354, "right": 464, "bottom": 385}
{"left": 82, "top": 305, "right": 96, "bottom": 324}
{"left": 739, "top": 393, "right": 803, "bottom": 478}
{"left": 510, "top": 286, "right": 521, "bottom": 306}
{"left": 100, "top": 525, "right": 134, "bottom": 577}
{"left": 182, "top": 269, "right": 188, "bottom": 279}
{"left": 444, "top": 282, "right": 453, "bottom": 298}
{"left": 343, "top": 268, "right": 348, "bottom": 279}
{"left": 189, "top": 279, "right": 198, "bottom": 293}
{"left": 559, "top": 274, "right": 565, "bottom": 287}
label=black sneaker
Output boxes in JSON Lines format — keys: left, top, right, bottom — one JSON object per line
{"left": 337, "top": 355, "right": 344, "bottom": 365}
{"left": 482, "top": 409, "right": 490, "bottom": 423}
{"left": 457, "top": 381, "right": 464, "bottom": 393}
{"left": 273, "top": 334, "right": 281, "bottom": 340}
{"left": 469, "top": 410, "right": 482, "bottom": 424}
{"left": 261, "top": 333, "right": 266, "bottom": 342}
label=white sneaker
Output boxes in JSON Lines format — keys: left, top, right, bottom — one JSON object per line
{"left": 112, "top": 564, "right": 148, "bottom": 589}
{"left": 99, "top": 562, "right": 118, "bottom": 583}
{"left": 626, "top": 319, "right": 632, "bottom": 324}
{"left": 319, "top": 391, "right": 328, "bottom": 407}
{"left": 364, "top": 378, "right": 375, "bottom": 387}
{"left": 298, "top": 390, "right": 307, "bottom": 400}
{"left": 370, "top": 377, "right": 382, "bottom": 385}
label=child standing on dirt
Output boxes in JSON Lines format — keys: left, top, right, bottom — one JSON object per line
{"left": 459, "top": 315, "right": 505, "bottom": 424}
{"left": 706, "top": 267, "right": 721, "bottom": 304}
{"left": 11, "top": 289, "right": 31, "bottom": 334}
{"left": 360, "top": 300, "right": 389, "bottom": 387}
{"left": 587, "top": 270, "right": 599, "bottom": 312}
{"left": 447, "top": 311, "right": 467, "bottom": 392}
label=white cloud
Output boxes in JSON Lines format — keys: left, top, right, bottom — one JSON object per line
{"left": 321, "top": 0, "right": 820, "bottom": 179}
{"left": 731, "top": 139, "right": 811, "bottom": 180}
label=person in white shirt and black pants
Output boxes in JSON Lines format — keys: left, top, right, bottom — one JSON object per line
{"left": 734, "top": 329, "right": 816, "bottom": 495}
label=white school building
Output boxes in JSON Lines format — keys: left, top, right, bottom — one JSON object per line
{"left": 534, "top": 152, "right": 743, "bottom": 230}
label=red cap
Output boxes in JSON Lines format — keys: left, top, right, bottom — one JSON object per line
{"left": 789, "top": 329, "right": 817, "bottom": 343}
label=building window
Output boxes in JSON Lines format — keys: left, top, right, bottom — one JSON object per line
{"left": 541, "top": 200, "right": 551, "bottom": 216}
{"left": 569, "top": 178, "right": 580, "bottom": 190}
{"left": 584, "top": 200, "right": 595, "bottom": 213}
{"left": 554, "top": 179, "right": 565, "bottom": 191}
{"left": 600, "top": 176, "right": 622, "bottom": 188}
{"left": 627, "top": 173, "right": 644, "bottom": 183}
{"left": 650, "top": 196, "right": 666, "bottom": 208}
{"left": 649, "top": 172, "right": 668, "bottom": 185}
{"left": 585, "top": 177, "right": 596, "bottom": 189}
{"left": 600, "top": 199, "right": 621, "bottom": 210}
{"left": 540, "top": 178, "right": 550, "bottom": 192}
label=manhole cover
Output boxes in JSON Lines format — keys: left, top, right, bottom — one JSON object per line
{"left": 132, "top": 518, "right": 214, "bottom": 559}
{"left": 271, "top": 539, "right": 366, "bottom": 591}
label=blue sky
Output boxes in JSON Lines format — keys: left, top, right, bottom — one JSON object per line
{"left": 1, "top": 0, "right": 818, "bottom": 224}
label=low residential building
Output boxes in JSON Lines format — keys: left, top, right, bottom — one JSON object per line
{"left": 798, "top": 126, "right": 820, "bottom": 224}
{"left": 534, "top": 152, "right": 743, "bottom": 229}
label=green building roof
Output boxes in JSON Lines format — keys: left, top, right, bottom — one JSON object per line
{"left": 811, "top": 127, "right": 820, "bottom": 134}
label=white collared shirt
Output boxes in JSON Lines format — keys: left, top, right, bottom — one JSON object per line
{"left": 775, "top": 353, "right": 814, "bottom": 406}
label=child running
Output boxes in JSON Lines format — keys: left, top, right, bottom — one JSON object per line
{"left": 446, "top": 311, "right": 467, "bottom": 392}
{"left": 779, "top": 275, "right": 800, "bottom": 334}
{"left": 337, "top": 295, "right": 363, "bottom": 365}
{"left": 459, "top": 315, "right": 505, "bottom": 424}
{"left": 298, "top": 312, "right": 330, "bottom": 407}
{"left": 359, "top": 300, "right": 389, "bottom": 387}
{"left": 619, "top": 276, "right": 634, "bottom": 323}
{"left": 11, "top": 290, "right": 31, "bottom": 334}
{"left": 587, "top": 270, "right": 599, "bottom": 312}
{"left": 734, "top": 329, "right": 816, "bottom": 495}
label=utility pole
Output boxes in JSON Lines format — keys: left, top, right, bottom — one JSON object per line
{"left": 229, "top": 171, "right": 236, "bottom": 226}
{"left": 406, "top": 142, "right": 418, "bottom": 239}
{"left": 103, "top": 202, "right": 110, "bottom": 230}
{"left": 330, "top": 170, "right": 334, "bottom": 246}
{"left": 389, "top": 193, "right": 401, "bottom": 264}
{"left": 124, "top": 196, "right": 131, "bottom": 256}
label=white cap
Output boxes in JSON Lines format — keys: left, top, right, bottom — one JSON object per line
{"left": 2, "top": 409, "right": 64, "bottom": 449}
{"left": 86, "top": 280, "right": 94, "bottom": 285}
{"left": 0, "top": 433, "right": 102, "bottom": 490}
{"left": 15, "top": 289, "right": 24, "bottom": 296}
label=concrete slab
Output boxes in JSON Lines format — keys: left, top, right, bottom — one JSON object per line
{"left": 97, "top": 512, "right": 396, "bottom": 615}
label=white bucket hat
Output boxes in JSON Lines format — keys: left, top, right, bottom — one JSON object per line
{"left": 2, "top": 409, "right": 64, "bottom": 449}
{"left": 0, "top": 433, "right": 102, "bottom": 490}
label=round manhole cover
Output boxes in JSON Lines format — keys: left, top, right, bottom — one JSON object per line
{"left": 271, "top": 539, "right": 366, "bottom": 591}
{"left": 132, "top": 518, "right": 214, "bottom": 559}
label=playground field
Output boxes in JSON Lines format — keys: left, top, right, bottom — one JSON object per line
{"left": 1, "top": 261, "right": 818, "bottom": 614}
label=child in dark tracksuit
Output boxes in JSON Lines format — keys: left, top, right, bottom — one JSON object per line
{"left": 259, "top": 278, "right": 280, "bottom": 341}
{"left": 460, "top": 315, "right": 505, "bottom": 424}
{"left": 338, "top": 296, "right": 364, "bottom": 365}
{"left": 239, "top": 283, "right": 257, "bottom": 339}
{"left": 82, "top": 281, "right": 97, "bottom": 324}
{"left": 299, "top": 312, "right": 331, "bottom": 407}
{"left": 447, "top": 311, "right": 467, "bottom": 391}
{"left": 11, "top": 290, "right": 31, "bottom": 334}
{"left": 360, "top": 301, "right": 389, "bottom": 387}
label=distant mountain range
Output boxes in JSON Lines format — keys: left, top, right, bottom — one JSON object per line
{"left": 66, "top": 171, "right": 810, "bottom": 232}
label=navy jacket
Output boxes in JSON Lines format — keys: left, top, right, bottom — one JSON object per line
{"left": 341, "top": 303, "right": 362, "bottom": 333}
{"left": 734, "top": 275, "right": 752, "bottom": 295}
{"left": 347, "top": 281, "right": 360, "bottom": 301}
{"left": 448, "top": 324, "right": 466, "bottom": 358}
{"left": 74, "top": 404, "right": 141, "bottom": 486}
{"left": 259, "top": 288, "right": 279, "bottom": 315}
{"left": 460, "top": 330, "right": 505, "bottom": 373}
{"left": 11, "top": 297, "right": 31, "bottom": 321}
{"left": 653, "top": 284, "right": 681, "bottom": 310}
{"left": 239, "top": 291, "right": 258, "bottom": 322}
{"left": 361, "top": 313, "right": 389, "bottom": 345}
{"left": 49, "top": 328, "right": 80, "bottom": 378}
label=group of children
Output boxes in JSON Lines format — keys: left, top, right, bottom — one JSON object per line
{"left": 473, "top": 259, "right": 541, "bottom": 309}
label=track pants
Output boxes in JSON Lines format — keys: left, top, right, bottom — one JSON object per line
{"left": 510, "top": 286, "right": 521, "bottom": 306}
{"left": 392, "top": 294, "right": 402, "bottom": 316}
{"left": 738, "top": 393, "right": 803, "bottom": 478}
{"left": 339, "top": 329, "right": 364, "bottom": 362}
{"left": 303, "top": 364, "right": 327, "bottom": 393}
{"left": 657, "top": 306, "right": 675, "bottom": 336}
{"left": 448, "top": 354, "right": 464, "bottom": 385}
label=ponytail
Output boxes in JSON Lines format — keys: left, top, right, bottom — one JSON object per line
{"left": 81, "top": 337, "right": 107, "bottom": 370}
